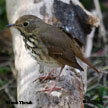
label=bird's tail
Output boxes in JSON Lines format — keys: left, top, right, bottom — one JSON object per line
{"left": 77, "top": 55, "right": 100, "bottom": 74}
{"left": 71, "top": 40, "right": 100, "bottom": 74}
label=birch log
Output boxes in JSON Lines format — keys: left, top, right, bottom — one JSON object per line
{"left": 6, "top": 0, "right": 92, "bottom": 107}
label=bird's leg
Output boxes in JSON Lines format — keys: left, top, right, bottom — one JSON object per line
{"left": 33, "top": 69, "right": 56, "bottom": 82}
{"left": 41, "top": 66, "right": 64, "bottom": 93}
{"left": 42, "top": 69, "right": 56, "bottom": 82}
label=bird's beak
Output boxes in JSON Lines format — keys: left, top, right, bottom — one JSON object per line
{"left": 6, "top": 24, "right": 16, "bottom": 28}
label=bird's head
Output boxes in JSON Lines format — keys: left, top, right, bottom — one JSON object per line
{"left": 7, "top": 15, "right": 42, "bottom": 36}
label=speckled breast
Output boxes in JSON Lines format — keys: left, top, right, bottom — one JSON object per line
{"left": 24, "top": 35, "right": 62, "bottom": 68}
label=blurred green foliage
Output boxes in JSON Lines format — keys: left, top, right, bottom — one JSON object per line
{"left": 0, "top": 0, "right": 8, "bottom": 30}
{"left": 80, "top": 0, "right": 108, "bottom": 12}
{"left": 80, "top": 0, "right": 94, "bottom": 10}
{"left": 0, "top": 1, "right": 15, "bottom": 108}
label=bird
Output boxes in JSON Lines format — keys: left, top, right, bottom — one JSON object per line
{"left": 7, "top": 15, "right": 100, "bottom": 92}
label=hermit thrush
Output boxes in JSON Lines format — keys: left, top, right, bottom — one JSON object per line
{"left": 8, "top": 15, "right": 100, "bottom": 92}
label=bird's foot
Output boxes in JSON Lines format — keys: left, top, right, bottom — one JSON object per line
{"left": 41, "top": 84, "right": 61, "bottom": 93}
{"left": 42, "top": 74, "right": 56, "bottom": 82}
{"left": 33, "top": 74, "right": 56, "bottom": 82}
{"left": 33, "top": 69, "right": 56, "bottom": 82}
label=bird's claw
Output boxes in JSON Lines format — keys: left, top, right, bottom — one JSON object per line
{"left": 40, "top": 85, "right": 62, "bottom": 93}
{"left": 33, "top": 75, "right": 56, "bottom": 82}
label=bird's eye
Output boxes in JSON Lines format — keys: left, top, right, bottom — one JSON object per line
{"left": 23, "top": 21, "right": 29, "bottom": 26}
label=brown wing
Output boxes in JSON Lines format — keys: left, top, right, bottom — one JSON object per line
{"left": 38, "top": 24, "right": 100, "bottom": 73}
{"left": 38, "top": 26, "right": 84, "bottom": 71}
{"left": 60, "top": 27, "right": 100, "bottom": 73}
